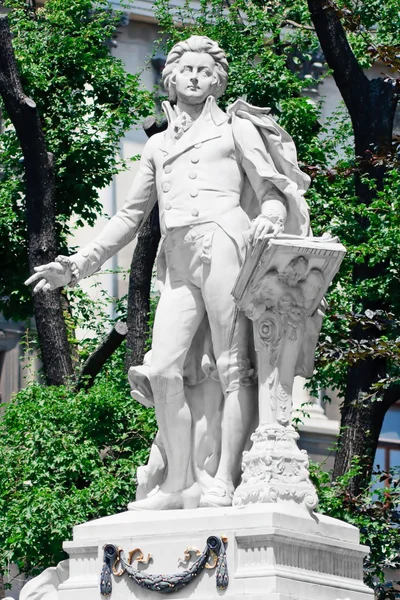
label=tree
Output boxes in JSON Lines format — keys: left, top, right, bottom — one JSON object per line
{"left": 0, "top": 0, "right": 153, "bottom": 382}
{"left": 305, "top": 0, "right": 400, "bottom": 492}
{"left": 153, "top": 0, "right": 400, "bottom": 494}
{"left": 0, "top": 14, "right": 74, "bottom": 385}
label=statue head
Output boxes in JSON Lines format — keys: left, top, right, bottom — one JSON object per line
{"left": 162, "top": 36, "right": 229, "bottom": 103}
{"left": 302, "top": 268, "right": 324, "bottom": 302}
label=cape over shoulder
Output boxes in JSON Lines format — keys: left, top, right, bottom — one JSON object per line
{"left": 227, "top": 99, "right": 311, "bottom": 237}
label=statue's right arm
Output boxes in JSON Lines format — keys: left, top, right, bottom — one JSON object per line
{"left": 25, "top": 139, "right": 157, "bottom": 293}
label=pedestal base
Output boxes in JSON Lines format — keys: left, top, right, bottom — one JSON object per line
{"left": 59, "top": 504, "right": 373, "bottom": 600}
{"left": 233, "top": 425, "right": 319, "bottom": 510}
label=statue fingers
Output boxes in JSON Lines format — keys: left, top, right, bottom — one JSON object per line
{"left": 271, "top": 223, "right": 282, "bottom": 237}
{"left": 253, "top": 219, "right": 273, "bottom": 243}
{"left": 32, "top": 278, "right": 49, "bottom": 294}
{"left": 252, "top": 222, "right": 264, "bottom": 244}
{"left": 25, "top": 263, "right": 64, "bottom": 287}
{"left": 25, "top": 271, "right": 44, "bottom": 286}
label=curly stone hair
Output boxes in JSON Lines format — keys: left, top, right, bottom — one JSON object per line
{"left": 162, "top": 35, "right": 229, "bottom": 102}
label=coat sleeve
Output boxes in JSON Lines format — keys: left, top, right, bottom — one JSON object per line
{"left": 232, "top": 117, "right": 287, "bottom": 224}
{"left": 229, "top": 102, "right": 311, "bottom": 236}
{"left": 68, "top": 137, "right": 158, "bottom": 282}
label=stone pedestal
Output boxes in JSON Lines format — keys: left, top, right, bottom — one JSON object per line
{"left": 59, "top": 505, "right": 373, "bottom": 600}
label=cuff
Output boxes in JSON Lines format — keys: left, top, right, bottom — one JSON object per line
{"left": 260, "top": 198, "right": 287, "bottom": 225}
{"left": 55, "top": 253, "right": 87, "bottom": 288}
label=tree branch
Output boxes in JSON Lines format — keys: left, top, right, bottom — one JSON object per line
{"left": 76, "top": 321, "right": 127, "bottom": 391}
{"left": 0, "top": 14, "right": 73, "bottom": 385}
{"left": 283, "top": 19, "right": 315, "bottom": 31}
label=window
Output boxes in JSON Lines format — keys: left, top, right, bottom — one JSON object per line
{"left": 374, "top": 402, "right": 400, "bottom": 478}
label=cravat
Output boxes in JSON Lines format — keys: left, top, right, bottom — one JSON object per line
{"left": 173, "top": 112, "right": 194, "bottom": 140}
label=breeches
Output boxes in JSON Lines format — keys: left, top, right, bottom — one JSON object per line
{"left": 149, "top": 224, "right": 251, "bottom": 404}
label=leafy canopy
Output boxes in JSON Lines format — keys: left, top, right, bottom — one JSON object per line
{"left": 0, "top": 0, "right": 153, "bottom": 320}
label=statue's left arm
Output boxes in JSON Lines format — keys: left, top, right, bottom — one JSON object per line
{"left": 232, "top": 116, "right": 287, "bottom": 243}
{"left": 229, "top": 102, "right": 311, "bottom": 237}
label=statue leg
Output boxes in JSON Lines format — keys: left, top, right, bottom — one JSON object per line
{"left": 200, "top": 229, "right": 257, "bottom": 507}
{"left": 130, "top": 275, "right": 206, "bottom": 510}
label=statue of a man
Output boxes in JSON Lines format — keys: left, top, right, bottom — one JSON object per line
{"left": 26, "top": 36, "right": 311, "bottom": 511}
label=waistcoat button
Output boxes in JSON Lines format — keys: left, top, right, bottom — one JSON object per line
{"left": 162, "top": 182, "right": 171, "bottom": 192}
{"left": 164, "top": 165, "right": 172, "bottom": 174}
{"left": 165, "top": 202, "right": 172, "bottom": 210}
{"left": 190, "top": 155, "right": 199, "bottom": 164}
{"left": 189, "top": 171, "right": 197, "bottom": 179}
{"left": 190, "top": 190, "right": 198, "bottom": 198}
{"left": 191, "top": 208, "right": 199, "bottom": 217}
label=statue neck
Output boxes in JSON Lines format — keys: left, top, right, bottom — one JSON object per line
{"left": 175, "top": 100, "right": 206, "bottom": 121}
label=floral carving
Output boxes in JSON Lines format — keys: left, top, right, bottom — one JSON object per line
{"left": 258, "top": 316, "right": 280, "bottom": 346}
{"left": 233, "top": 424, "right": 318, "bottom": 510}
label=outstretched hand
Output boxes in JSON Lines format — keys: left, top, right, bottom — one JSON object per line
{"left": 24, "top": 261, "right": 72, "bottom": 294}
{"left": 248, "top": 214, "right": 283, "bottom": 246}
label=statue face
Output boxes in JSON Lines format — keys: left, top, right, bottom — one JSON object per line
{"left": 174, "top": 52, "right": 217, "bottom": 105}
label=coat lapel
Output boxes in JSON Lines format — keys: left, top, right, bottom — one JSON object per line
{"left": 159, "top": 96, "right": 229, "bottom": 166}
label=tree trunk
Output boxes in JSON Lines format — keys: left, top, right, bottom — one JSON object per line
{"left": 125, "top": 204, "right": 161, "bottom": 370}
{"left": 0, "top": 573, "right": 5, "bottom": 599}
{"left": 125, "top": 117, "right": 166, "bottom": 371}
{"left": 307, "top": 0, "right": 399, "bottom": 491}
{"left": 334, "top": 85, "right": 397, "bottom": 488}
{"left": 0, "top": 14, "right": 73, "bottom": 385}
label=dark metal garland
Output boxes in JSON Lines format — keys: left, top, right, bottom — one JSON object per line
{"left": 100, "top": 535, "right": 228, "bottom": 596}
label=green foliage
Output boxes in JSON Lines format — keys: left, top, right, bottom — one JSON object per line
{"left": 0, "top": 344, "right": 157, "bottom": 577}
{"left": 0, "top": 0, "right": 153, "bottom": 320}
{"left": 311, "top": 460, "right": 400, "bottom": 589}
{"left": 154, "top": 0, "right": 321, "bottom": 119}
{"left": 0, "top": 279, "right": 157, "bottom": 579}
{"left": 308, "top": 145, "right": 400, "bottom": 399}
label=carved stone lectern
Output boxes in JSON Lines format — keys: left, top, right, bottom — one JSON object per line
{"left": 232, "top": 234, "right": 346, "bottom": 509}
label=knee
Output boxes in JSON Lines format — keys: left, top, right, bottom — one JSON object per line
{"left": 148, "top": 362, "right": 184, "bottom": 401}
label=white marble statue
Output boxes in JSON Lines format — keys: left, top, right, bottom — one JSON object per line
{"left": 25, "top": 35, "right": 315, "bottom": 511}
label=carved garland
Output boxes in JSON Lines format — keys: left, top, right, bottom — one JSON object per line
{"left": 100, "top": 535, "right": 228, "bottom": 596}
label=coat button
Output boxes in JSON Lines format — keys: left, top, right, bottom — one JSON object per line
{"left": 191, "top": 208, "right": 199, "bottom": 217}
{"left": 189, "top": 171, "right": 197, "bottom": 179}
{"left": 194, "top": 142, "right": 202, "bottom": 149}
{"left": 162, "top": 182, "right": 170, "bottom": 192}
{"left": 164, "top": 165, "right": 172, "bottom": 174}
{"left": 165, "top": 202, "right": 172, "bottom": 210}
{"left": 190, "top": 155, "right": 199, "bottom": 164}
{"left": 190, "top": 190, "right": 198, "bottom": 198}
